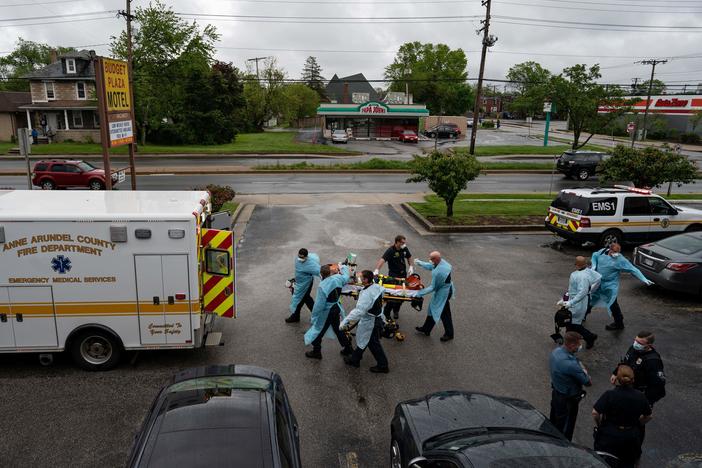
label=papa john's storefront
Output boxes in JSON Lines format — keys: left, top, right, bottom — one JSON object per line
{"left": 318, "top": 101, "right": 429, "bottom": 139}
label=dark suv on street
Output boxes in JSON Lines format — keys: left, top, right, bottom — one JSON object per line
{"left": 425, "top": 123, "right": 460, "bottom": 139}
{"left": 32, "top": 159, "right": 119, "bottom": 190}
{"left": 556, "top": 150, "right": 607, "bottom": 181}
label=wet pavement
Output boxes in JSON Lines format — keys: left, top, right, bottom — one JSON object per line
{"left": 1, "top": 203, "right": 701, "bottom": 467}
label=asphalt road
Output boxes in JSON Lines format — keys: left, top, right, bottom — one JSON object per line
{"left": 1, "top": 205, "right": 701, "bottom": 467}
{"left": 1, "top": 172, "right": 701, "bottom": 195}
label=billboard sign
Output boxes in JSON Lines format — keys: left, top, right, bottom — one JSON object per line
{"left": 97, "top": 57, "right": 135, "bottom": 147}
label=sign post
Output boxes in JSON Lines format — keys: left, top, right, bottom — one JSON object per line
{"left": 94, "top": 56, "right": 136, "bottom": 190}
{"left": 543, "top": 101, "right": 553, "bottom": 147}
{"left": 628, "top": 121, "right": 637, "bottom": 149}
{"left": 17, "top": 128, "right": 32, "bottom": 190}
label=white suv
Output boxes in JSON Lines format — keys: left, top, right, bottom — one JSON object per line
{"left": 545, "top": 186, "right": 702, "bottom": 247}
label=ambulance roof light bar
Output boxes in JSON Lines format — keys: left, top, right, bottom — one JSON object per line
{"left": 613, "top": 185, "right": 652, "bottom": 195}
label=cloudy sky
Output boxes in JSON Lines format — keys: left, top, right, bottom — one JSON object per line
{"left": 1, "top": 0, "right": 701, "bottom": 93}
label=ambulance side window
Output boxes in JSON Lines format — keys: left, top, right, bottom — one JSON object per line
{"left": 623, "top": 197, "right": 650, "bottom": 216}
{"left": 205, "top": 249, "right": 230, "bottom": 276}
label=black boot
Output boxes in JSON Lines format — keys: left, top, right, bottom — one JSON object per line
{"left": 415, "top": 327, "right": 430, "bottom": 336}
{"left": 370, "top": 365, "right": 389, "bottom": 374}
{"left": 344, "top": 356, "right": 360, "bottom": 368}
{"left": 340, "top": 346, "right": 353, "bottom": 356}
{"left": 285, "top": 315, "right": 300, "bottom": 323}
{"left": 305, "top": 349, "right": 322, "bottom": 360}
{"left": 605, "top": 322, "right": 624, "bottom": 331}
{"left": 440, "top": 335, "right": 453, "bottom": 342}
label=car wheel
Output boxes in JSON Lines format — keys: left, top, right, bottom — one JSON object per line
{"left": 599, "top": 229, "right": 623, "bottom": 248}
{"left": 577, "top": 169, "right": 590, "bottom": 181}
{"left": 390, "top": 439, "right": 402, "bottom": 468}
{"left": 89, "top": 180, "right": 105, "bottom": 190}
{"left": 41, "top": 179, "right": 55, "bottom": 190}
{"left": 70, "top": 328, "right": 122, "bottom": 371}
{"left": 429, "top": 133, "right": 436, "bottom": 138}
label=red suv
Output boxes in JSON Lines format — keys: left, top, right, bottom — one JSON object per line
{"left": 32, "top": 160, "right": 118, "bottom": 190}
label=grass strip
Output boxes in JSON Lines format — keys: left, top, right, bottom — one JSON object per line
{"left": 257, "top": 158, "right": 553, "bottom": 171}
{"left": 409, "top": 199, "right": 551, "bottom": 226}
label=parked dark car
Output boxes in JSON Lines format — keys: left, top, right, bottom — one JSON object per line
{"left": 31, "top": 159, "right": 121, "bottom": 190}
{"left": 424, "top": 124, "right": 460, "bottom": 139}
{"left": 391, "top": 391, "right": 609, "bottom": 468}
{"left": 128, "top": 365, "right": 302, "bottom": 468}
{"left": 634, "top": 231, "right": 702, "bottom": 296}
{"left": 556, "top": 150, "right": 607, "bottom": 181}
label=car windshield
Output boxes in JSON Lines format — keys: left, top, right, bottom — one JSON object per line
{"left": 403, "top": 131, "right": 415, "bottom": 135}
{"left": 656, "top": 234, "right": 702, "bottom": 255}
{"left": 166, "top": 376, "right": 271, "bottom": 393}
{"left": 76, "top": 161, "right": 96, "bottom": 172}
{"left": 333, "top": 130, "right": 345, "bottom": 134}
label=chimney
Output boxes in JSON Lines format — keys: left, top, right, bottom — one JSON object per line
{"left": 342, "top": 82, "right": 349, "bottom": 104}
{"left": 49, "top": 49, "right": 58, "bottom": 64}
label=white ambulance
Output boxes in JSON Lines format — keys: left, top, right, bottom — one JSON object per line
{"left": 0, "top": 190, "right": 236, "bottom": 370}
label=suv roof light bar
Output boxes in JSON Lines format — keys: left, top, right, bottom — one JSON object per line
{"left": 613, "top": 185, "right": 652, "bottom": 195}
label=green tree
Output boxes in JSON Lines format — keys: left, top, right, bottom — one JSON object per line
{"left": 549, "top": 64, "right": 628, "bottom": 149}
{"left": 385, "top": 42, "right": 473, "bottom": 115}
{"left": 599, "top": 145, "right": 698, "bottom": 188}
{"left": 505, "top": 61, "right": 552, "bottom": 117}
{"left": 280, "top": 83, "right": 320, "bottom": 126}
{"left": 691, "top": 110, "right": 702, "bottom": 132}
{"left": 631, "top": 79, "right": 666, "bottom": 96}
{"left": 0, "top": 38, "right": 74, "bottom": 91}
{"left": 111, "top": 0, "right": 218, "bottom": 144}
{"left": 239, "top": 58, "right": 287, "bottom": 131}
{"left": 301, "top": 56, "right": 325, "bottom": 97}
{"left": 407, "top": 149, "right": 481, "bottom": 217}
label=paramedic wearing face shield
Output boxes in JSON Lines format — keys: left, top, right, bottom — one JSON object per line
{"left": 304, "top": 263, "right": 353, "bottom": 360}
{"left": 413, "top": 251, "right": 454, "bottom": 342}
{"left": 589, "top": 243, "right": 653, "bottom": 331}
{"left": 340, "top": 270, "right": 389, "bottom": 373}
{"left": 374, "top": 235, "right": 412, "bottom": 321}
{"left": 562, "top": 256, "right": 601, "bottom": 349}
{"left": 286, "top": 248, "right": 321, "bottom": 323}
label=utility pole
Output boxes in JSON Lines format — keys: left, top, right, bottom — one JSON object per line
{"left": 469, "top": 0, "right": 497, "bottom": 155}
{"left": 247, "top": 56, "right": 271, "bottom": 81}
{"left": 118, "top": 0, "right": 137, "bottom": 189}
{"left": 637, "top": 59, "right": 667, "bottom": 141}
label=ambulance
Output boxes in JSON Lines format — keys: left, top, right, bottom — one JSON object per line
{"left": 0, "top": 190, "right": 236, "bottom": 370}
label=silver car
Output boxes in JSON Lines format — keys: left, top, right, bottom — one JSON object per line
{"left": 634, "top": 231, "right": 702, "bottom": 296}
{"left": 331, "top": 129, "right": 348, "bottom": 144}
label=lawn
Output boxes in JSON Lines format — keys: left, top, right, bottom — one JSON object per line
{"left": 0, "top": 142, "right": 14, "bottom": 154}
{"left": 257, "top": 158, "right": 553, "bottom": 171}
{"left": 0, "top": 132, "right": 358, "bottom": 156}
{"left": 410, "top": 196, "right": 552, "bottom": 226}
{"left": 469, "top": 144, "right": 606, "bottom": 156}
{"left": 220, "top": 201, "right": 239, "bottom": 214}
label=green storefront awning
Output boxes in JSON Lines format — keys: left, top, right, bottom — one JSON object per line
{"left": 317, "top": 101, "right": 429, "bottom": 117}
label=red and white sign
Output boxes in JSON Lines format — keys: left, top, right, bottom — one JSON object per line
{"left": 598, "top": 94, "right": 702, "bottom": 115}
{"left": 627, "top": 122, "right": 635, "bottom": 133}
{"left": 359, "top": 102, "right": 388, "bottom": 114}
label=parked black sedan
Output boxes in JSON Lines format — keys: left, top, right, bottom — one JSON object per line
{"left": 128, "top": 365, "right": 301, "bottom": 468}
{"left": 634, "top": 231, "right": 702, "bottom": 296}
{"left": 424, "top": 124, "right": 460, "bottom": 139}
{"left": 391, "top": 391, "right": 608, "bottom": 468}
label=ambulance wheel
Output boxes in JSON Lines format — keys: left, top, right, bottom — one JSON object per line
{"left": 70, "top": 329, "right": 122, "bottom": 371}
{"left": 599, "top": 229, "right": 622, "bottom": 248}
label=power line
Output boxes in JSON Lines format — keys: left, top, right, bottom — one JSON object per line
{"left": 179, "top": 12, "right": 482, "bottom": 21}
{"left": 0, "top": 16, "right": 114, "bottom": 29}
{"left": 0, "top": 0, "right": 91, "bottom": 6}
{"left": 0, "top": 10, "right": 115, "bottom": 22}
{"left": 493, "top": 15, "right": 702, "bottom": 30}
{"left": 495, "top": 0, "right": 702, "bottom": 13}
{"left": 492, "top": 19, "right": 702, "bottom": 33}
{"left": 0, "top": 43, "right": 110, "bottom": 55}
{"left": 508, "top": 0, "right": 702, "bottom": 6}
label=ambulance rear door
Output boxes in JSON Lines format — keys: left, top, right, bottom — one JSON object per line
{"left": 200, "top": 229, "right": 235, "bottom": 318}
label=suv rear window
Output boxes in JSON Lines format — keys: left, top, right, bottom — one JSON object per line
{"left": 34, "top": 163, "right": 48, "bottom": 171}
{"left": 551, "top": 193, "right": 617, "bottom": 216}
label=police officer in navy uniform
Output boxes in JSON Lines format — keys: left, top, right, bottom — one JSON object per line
{"left": 374, "top": 235, "right": 412, "bottom": 320}
{"left": 611, "top": 331, "right": 666, "bottom": 407}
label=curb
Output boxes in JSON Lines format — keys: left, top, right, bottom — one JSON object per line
{"left": 0, "top": 152, "right": 362, "bottom": 160}
{"left": 0, "top": 169, "right": 556, "bottom": 176}
{"left": 229, "top": 202, "right": 245, "bottom": 226}
{"left": 400, "top": 202, "right": 544, "bottom": 233}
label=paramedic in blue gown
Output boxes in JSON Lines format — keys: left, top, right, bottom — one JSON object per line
{"left": 414, "top": 251, "right": 455, "bottom": 342}
{"left": 286, "top": 248, "right": 320, "bottom": 323}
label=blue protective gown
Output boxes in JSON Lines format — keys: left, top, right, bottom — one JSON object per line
{"left": 304, "top": 265, "right": 351, "bottom": 346}
{"left": 289, "top": 253, "right": 321, "bottom": 315}
{"left": 590, "top": 249, "right": 650, "bottom": 316}
{"left": 416, "top": 259, "right": 454, "bottom": 322}
{"left": 340, "top": 283, "right": 385, "bottom": 349}
{"left": 567, "top": 268, "right": 600, "bottom": 324}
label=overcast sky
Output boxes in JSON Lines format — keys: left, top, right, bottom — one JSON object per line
{"left": 1, "top": 0, "right": 701, "bottom": 93}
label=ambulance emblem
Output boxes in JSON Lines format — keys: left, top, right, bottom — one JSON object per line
{"left": 51, "top": 255, "right": 72, "bottom": 274}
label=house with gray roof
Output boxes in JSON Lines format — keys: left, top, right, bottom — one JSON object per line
{"left": 324, "top": 73, "right": 380, "bottom": 104}
{"left": 19, "top": 50, "right": 101, "bottom": 143}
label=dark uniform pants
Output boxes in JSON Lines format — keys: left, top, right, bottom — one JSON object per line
{"left": 594, "top": 424, "right": 643, "bottom": 468}
{"left": 420, "top": 300, "right": 454, "bottom": 338}
{"left": 350, "top": 318, "right": 388, "bottom": 368}
{"left": 311, "top": 304, "right": 350, "bottom": 352}
{"left": 291, "top": 282, "right": 314, "bottom": 319}
{"left": 549, "top": 389, "right": 581, "bottom": 441}
{"left": 566, "top": 323, "right": 597, "bottom": 345}
{"left": 383, "top": 301, "right": 402, "bottom": 320}
{"left": 586, "top": 298, "right": 624, "bottom": 326}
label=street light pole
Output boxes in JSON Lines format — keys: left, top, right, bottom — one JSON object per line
{"left": 638, "top": 58, "right": 667, "bottom": 141}
{"left": 469, "top": 0, "right": 497, "bottom": 155}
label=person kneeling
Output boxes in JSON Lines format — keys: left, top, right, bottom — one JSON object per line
{"left": 340, "top": 270, "right": 389, "bottom": 373}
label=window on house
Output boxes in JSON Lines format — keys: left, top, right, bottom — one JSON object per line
{"left": 45, "top": 82, "right": 55, "bottom": 100}
{"left": 66, "top": 58, "right": 76, "bottom": 74}
{"left": 93, "top": 112, "right": 100, "bottom": 128}
{"left": 76, "top": 82, "right": 86, "bottom": 99}
{"left": 72, "top": 111, "right": 84, "bottom": 128}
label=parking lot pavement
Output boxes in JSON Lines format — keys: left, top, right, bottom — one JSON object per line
{"left": 1, "top": 204, "right": 702, "bottom": 467}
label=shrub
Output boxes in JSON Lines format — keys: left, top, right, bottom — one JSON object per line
{"left": 680, "top": 133, "right": 701, "bottom": 145}
{"left": 481, "top": 120, "right": 495, "bottom": 128}
{"left": 196, "top": 184, "right": 236, "bottom": 212}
